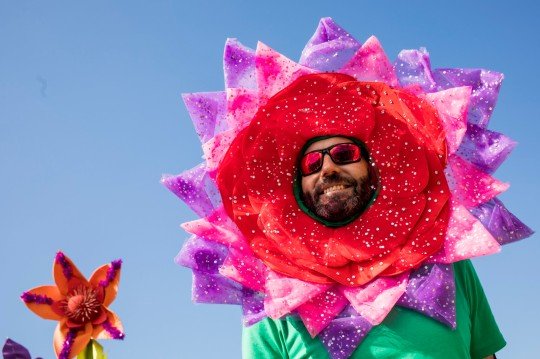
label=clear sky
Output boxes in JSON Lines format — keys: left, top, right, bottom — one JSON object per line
{"left": 1, "top": 1, "right": 539, "bottom": 358}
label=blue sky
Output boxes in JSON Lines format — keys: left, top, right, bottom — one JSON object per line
{"left": 1, "top": 1, "right": 539, "bottom": 358}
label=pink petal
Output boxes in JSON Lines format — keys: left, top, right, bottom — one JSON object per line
{"left": 446, "top": 154, "right": 509, "bottom": 208}
{"left": 181, "top": 206, "right": 245, "bottom": 249}
{"left": 425, "top": 87, "right": 471, "bottom": 153}
{"left": 202, "top": 129, "right": 237, "bottom": 175}
{"left": 296, "top": 286, "right": 349, "bottom": 337}
{"left": 219, "top": 247, "right": 268, "bottom": 292}
{"left": 226, "top": 88, "right": 259, "bottom": 134}
{"left": 340, "top": 36, "right": 398, "bottom": 86}
{"left": 255, "top": 42, "right": 314, "bottom": 100}
{"left": 263, "top": 271, "right": 331, "bottom": 319}
{"left": 340, "top": 273, "right": 408, "bottom": 325}
{"left": 429, "top": 203, "right": 501, "bottom": 263}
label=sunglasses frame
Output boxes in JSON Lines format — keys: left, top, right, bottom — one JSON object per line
{"left": 300, "top": 142, "right": 363, "bottom": 176}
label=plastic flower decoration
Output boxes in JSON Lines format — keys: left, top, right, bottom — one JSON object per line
{"left": 21, "top": 252, "right": 124, "bottom": 359}
{"left": 163, "top": 17, "right": 533, "bottom": 359}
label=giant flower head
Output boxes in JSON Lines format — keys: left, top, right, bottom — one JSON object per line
{"left": 21, "top": 252, "right": 124, "bottom": 359}
{"left": 163, "top": 18, "right": 532, "bottom": 359}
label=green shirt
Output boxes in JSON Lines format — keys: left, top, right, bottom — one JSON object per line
{"left": 243, "top": 260, "right": 505, "bottom": 359}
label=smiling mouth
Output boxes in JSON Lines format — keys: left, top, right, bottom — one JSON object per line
{"left": 322, "top": 185, "right": 350, "bottom": 195}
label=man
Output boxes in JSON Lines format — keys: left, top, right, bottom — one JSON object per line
{"left": 242, "top": 135, "right": 505, "bottom": 359}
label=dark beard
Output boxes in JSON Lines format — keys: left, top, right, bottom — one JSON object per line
{"left": 303, "top": 173, "right": 374, "bottom": 222}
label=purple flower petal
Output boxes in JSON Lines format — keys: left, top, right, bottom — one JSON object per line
{"left": 319, "top": 308, "right": 373, "bottom": 359}
{"left": 241, "top": 289, "right": 267, "bottom": 326}
{"left": 224, "top": 38, "right": 256, "bottom": 89}
{"left": 395, "top": 48, "right": 436, "bottom": 92}
{"left": 175, "top": 235, "right": 228, "bottom": 273}
{"left": 299, "top": 17, "right": 360, "bottom": 72}
{"left": 432, "top": 69, "right": 503, "bottom": 128}
{"left": 161, "top": 163, "right": 221, "bottom": 217}
{"left": 398, "top": 264, "right": 456, "bottom": 328}
{"left": 456, "top": 124, "right": 516, "bottom": 174}
{"left": 192, "top": 270, "right": 244, "bottom": 305}
{"left": 3, "top": 339, "right": 32, "bottom": 359}
{"left": 471, "top": 198, "right": 534, "bottom": 245}
{"left": 182, "top": 92, "right": 228, "bottom": 143}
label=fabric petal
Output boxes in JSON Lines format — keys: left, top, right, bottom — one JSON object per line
{"left": 255, "top": 42, "right": 314, "bottom": 100}
{"left": 224, "top": 38, "right": 256, "bottom": 89}
{"left": 429, "top": 203, "right": 501, "bottom": 263}
{"left": 398, "top": 264, "right": 456, "bottom": 328}
{"left": 299, "top": 17, "right": 361, "bottom": 71}
{"left": 340, "top": 36, "right": 398, "bottom": 86}
{"left": 89, "top": 259, "right": 122, "bottom": 307}
{"left": 425, "top": 87, "right": 471, "bottom": 154}
{"left": 395, "top": 48, "right": 436, "bottom": 92}
{"left": 182, "top": 92, "right": 228, "bottom": 143}
{"left": 181, "top": 206, "right": 245, "bottom": 249}
{"left": 470, "top": 198, "right": 534, "bottom": 245}
{"left": 340, "top": 273, "right": 408, "bottom": 325}
{"left": 192, "top": 270, "right": 244, "bottom": 304}
{"left": 53, "top": 321, "right": 92, "bottom": 359}
{"left": 92, "top": 309, "right": 125, "bottom": 340}
{"left": 21, "top": 285, "right": 64, "bottom": 320}
{"left": 202, "top": 129, "right": 237, "bottom": 175}
{"left": 219, "top": 247, "right": 268, "bottom": 292}
{"left": 456, "top": 124, "right": 516, "bottom": 174}
{"left": 175, "top": 235, "right": 228, "bottom": 273}
{"left": 446, "top": 154, "right": 509, "bottom": 208}
{"left": 432, "top": 69, "right": 503, "bottom": 128}
{"left": 319, "top": 308, "right": 373, "bottom": 359}
{"left": 263, "top": 271, "right": 331, "bottom": 319}
{"left": 226, "top": 88, "right": 259, "bottom": 134}
{"left": 296, "top": 286, "right": 349, "bottom": 337}
{"left": 241, "top": 289, "right": 267, "bottom": 326}
{"left": 53, "top": 252, "right": 89, "bottom": 296}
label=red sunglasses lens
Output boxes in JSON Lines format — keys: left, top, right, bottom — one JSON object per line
{"left": 300, "top": 152, "right": 323, "bottom": 176}
{"left": 329, "top": 143, "right": 361, "bottom": 164}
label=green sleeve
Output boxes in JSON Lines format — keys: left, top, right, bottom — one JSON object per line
{"left": 242, "top": 317, "right": 287, "bottom": 359}
{"left": 455, "top": 260, "right": 506, "bottom": 359}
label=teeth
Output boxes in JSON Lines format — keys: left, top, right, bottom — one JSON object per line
{"left": 324, "top": 185, "right": 345, "bottom": 194}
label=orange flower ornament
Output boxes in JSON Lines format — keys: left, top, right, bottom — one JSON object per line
{"left": 21, "top": 252, "right": 124, "bottom": 359}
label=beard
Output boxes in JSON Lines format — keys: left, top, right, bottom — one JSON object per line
{"left": 303, "top": 172, "right": 374, "bottom": 222}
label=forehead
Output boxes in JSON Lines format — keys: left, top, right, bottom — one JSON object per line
{"left": 303, "top": 136, "right": 353, "bottom": 153}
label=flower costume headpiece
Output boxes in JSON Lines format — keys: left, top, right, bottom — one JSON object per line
{"left": 163, "top": 18, "right": 533, "bottom": 359}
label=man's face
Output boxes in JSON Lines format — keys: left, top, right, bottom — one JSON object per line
{"left": 301, "top": 136, "right": 373, "bottom": 222}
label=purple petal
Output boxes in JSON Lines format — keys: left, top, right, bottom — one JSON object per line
{"left": 224, "top": 39, "right": 256, "bottom": 89}
{"left": 241, "top": 289, "right": 267, "bottom": 326}
{"left": 3, "top": 339, "right": 31, "bottom": 359}
{"left": 470, "top": 198, "right": 534, "bottom": 245}
{"left": 182, "top": 92, "right": 228, "bottom": 143}
{"left": 456, "top": 124, "right": 516, "bottom": 174}
{"left": 299, "top": 17, "right": 361, "bottom": 71}
{"left": 395, "top": 48, "right": 436, "bottom": 92}
{"left": 192, "top": 270, "right": 244, "bottom": 305}
{"left": 102, "top": 320, "right": 125, "bottom": 340}
{"left": 432, "top": 69, "right": 503, "bottom": 127}
{"left": 319, "top": 308, "right": 373, "bottom": 359}
{"left": 175, "top": 235, "right": 228, "bottom": 273}
{"left": 398, "top": 264, "right": 456, "bottom": 328}
{"left": 161, "top": 163, "right": 221, "bottom": 217}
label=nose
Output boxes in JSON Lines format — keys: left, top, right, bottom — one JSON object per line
{"left": 320, "top": 153, "right": 341, "bottom": 177}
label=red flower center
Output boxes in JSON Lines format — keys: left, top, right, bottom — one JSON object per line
{"left": 64, "top": 286, "right": 101, "bottom": 324}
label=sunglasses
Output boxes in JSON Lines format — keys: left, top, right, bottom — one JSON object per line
{"left": 300, "top": 142, "right": 362, "bottom": 176}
